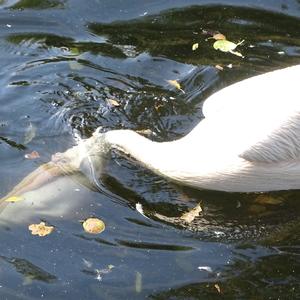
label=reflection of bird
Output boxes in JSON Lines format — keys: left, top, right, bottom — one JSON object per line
{"left": 3, "top": 65, "right": 300, "bottom": 198}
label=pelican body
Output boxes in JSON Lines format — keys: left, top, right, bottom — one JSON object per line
{"left": 2, "top": 64, "right": 300, "bottom": 204}
{"left": 97, "top": 65, "right": 300, "bottom": 192}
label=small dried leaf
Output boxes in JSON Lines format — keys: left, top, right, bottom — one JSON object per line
{"left": 180, "top": 203, "right": 202, "bottom": 223}
{"left": 5, "top": 195, "right": 24, "bottom": 203}
{"left": 107, "top": 98, "right": 120, "bottom": 107}
{"left": 28, "top": 222, "right": 54, "bottom": 237}
{"left": 167, "top": 80, "right": 185, "bottom": 94}
{"left": 24, "top": 151, "right": 40, "bottom": 160}
{"left": 192, "top": 43, "right": 199, "bottom": 51}
{"left": 83, "top": 218, "right": 105, "bottom": 234}
{"left": 214, "top": 284, "right": 221, "bottom": 293}
{"left": 215, "top": 64, "right": 224, "bottom": 71}
{"left": 154, "top": 102, "right": 164, "bottom": 111}
{"left": 212, "top": 33, "right": 226, "bottom": 40}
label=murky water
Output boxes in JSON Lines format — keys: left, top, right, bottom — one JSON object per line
{"left": 0, "top": 0, "right": 300, "bottom": 299}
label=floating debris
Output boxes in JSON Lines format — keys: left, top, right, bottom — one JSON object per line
{"left": 213, "top": 39, "right": 244, "bottom": 57}
{"left": 167, "top": 80, "right": 185, "bottom": 94}
{"left": 192, "top": 43, "right": 199, "bottom": 51}
{"left": 107, "top": 98, "right": 120, "bottom": 107}
{"left": 24, "top": 151, "right": 40, "bottom": 160}
{"left": 180, "top": 203, "right": 202, "bottom": 223}
{"left": 28, "top": 222, "right": 54, "bottom": 237}
{"left": 82, "top": 218, "right": 105, "bottom": 234}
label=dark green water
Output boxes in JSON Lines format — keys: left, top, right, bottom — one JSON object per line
{"left": 0, "top": 0, "right": 300, "bottom": 299}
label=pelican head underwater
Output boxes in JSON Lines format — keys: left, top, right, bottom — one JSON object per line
{"left": 3, "top": 64, "right": 300, "bottom": 204}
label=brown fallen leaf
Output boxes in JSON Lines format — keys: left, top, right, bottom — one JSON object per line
{"left": 107, "top": 98, "right": 120, "bottom": 107}
{"left": 83, "top": 218, "right": 105, "bottom": 234}
{"left": 167, "top": 80, "right": 185, "bottom": 94}
{"left": 180, "top": 203, "right": 202, "bottom": 223}
{"left": 24, "top": 151, "right": 40, "bottom": 160}
{"left": 28, "top": 222, "right": 54, "bottom": 237}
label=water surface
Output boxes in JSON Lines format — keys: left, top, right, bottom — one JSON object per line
{"left": 0, "top": 0, "right": 300, "bottom": 299}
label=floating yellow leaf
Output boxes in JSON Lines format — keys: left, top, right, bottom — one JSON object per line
{"left": 5, "top": 195, "right": 24, "bottom": 203}
{"left": 83, "top": 218, "right": 105, "bottom": 234}
{"left": 214, "top": 283, "right": 221, "bottom": 293}
{"left": 180, "top": 203, "right": 202, "bottom": 223}
{"left": 192, "top": 43, "right": 199, "bottom": 51}
{"left": 107, "top": 98, "right": 120, "bottom": 107}
{"left": 167, "top": 80, "right": 185, "bottom": 94}
{"left": 212, "top": 33, "right": 226, "bottom": 40}
{"left": 28, "top": 222, "right": 54, "bottom": 237}
{"left": 213, "top": 39, "right": 244, "bottom": 57}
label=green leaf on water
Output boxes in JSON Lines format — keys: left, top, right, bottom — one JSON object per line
{"left": 213, "top": 39, "right": 244, "bottom": 57}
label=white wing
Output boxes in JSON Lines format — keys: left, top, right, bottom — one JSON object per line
{"left": 201, "top": 65, "right": 300, "bottom": 163}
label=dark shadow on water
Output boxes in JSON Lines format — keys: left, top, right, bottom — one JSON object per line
{"left": 0, "top": 255, "right": 57, "bottom": 283}
{"left": 88, "top": 5, "right": 300, "bottom": 73}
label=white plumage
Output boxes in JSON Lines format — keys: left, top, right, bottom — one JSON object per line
{"left": 98, "top": 65, "right": 300, "bottom": 192}
{"left": 3, "top": 64, "right": 300, "bottom": 206}
{"left": 1, "top": 64, "right": 300, "bottom": 225}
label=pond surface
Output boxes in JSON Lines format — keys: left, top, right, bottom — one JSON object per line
{"left": 0, "top": 0, "right": 300, "bottom": 299}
